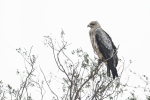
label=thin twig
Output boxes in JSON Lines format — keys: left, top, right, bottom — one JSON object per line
{"left": 39, "top": 67, "right": 59, "bottom": 100}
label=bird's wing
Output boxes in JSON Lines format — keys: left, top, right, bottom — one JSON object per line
{"left": 100, "top": 29, "right": 118, "bottom": 67}
{"left": 94, "top": 28, "right": 114, "bottom": 59}
{"left": 94, "top": 28, "right": 118, "bottom": 79}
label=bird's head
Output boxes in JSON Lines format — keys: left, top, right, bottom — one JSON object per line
{"left": 87, "top": 21, "right": 101, "bottom": 29}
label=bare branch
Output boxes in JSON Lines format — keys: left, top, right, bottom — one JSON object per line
{"left": 39, "top": 67, "right": 59, "bottom": 100}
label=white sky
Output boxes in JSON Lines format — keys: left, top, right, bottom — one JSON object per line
{"left": 0, "top": 0, "right": 150, "bottom": 99}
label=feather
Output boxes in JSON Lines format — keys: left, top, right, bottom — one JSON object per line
{"left": 95, "top": 28, "right": 118, "bottom": 79}
{"left": 88, "top": 21, "right": 118, "bottom": 79}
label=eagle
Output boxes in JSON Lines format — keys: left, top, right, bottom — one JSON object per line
{"left": 87, "top": 21, "right": 118, "bottom": 79}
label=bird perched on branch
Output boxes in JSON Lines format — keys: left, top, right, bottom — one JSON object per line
{"left": 87, "top": 21, "right": 118, "bottom": 79}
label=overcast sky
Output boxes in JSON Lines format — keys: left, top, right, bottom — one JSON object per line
{"left": 0, "top": 0, "right": 150, "bottom": 99}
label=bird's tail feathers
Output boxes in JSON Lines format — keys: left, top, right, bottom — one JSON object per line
{"left": 107, "top": 59, "right": 118, "bottom": 79}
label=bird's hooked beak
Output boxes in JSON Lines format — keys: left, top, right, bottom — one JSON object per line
{"left": 87, "top": 24, "right": 90, "bottom": 27}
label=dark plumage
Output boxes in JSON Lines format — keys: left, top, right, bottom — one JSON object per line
{"left": 88, "top": 21, "right": 118, "bottom": 79}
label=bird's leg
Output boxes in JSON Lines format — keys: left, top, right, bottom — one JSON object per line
{"left": 94, "top": 59, "right": 102, "bottom": 75}
{"left": 98, "top": 59, "right": 103, "bottom": 66}
{"left": 99, "top": 58, "right": 111, "bottom": 77}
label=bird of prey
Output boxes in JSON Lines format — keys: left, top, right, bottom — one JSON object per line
{"left": 87, "top": 21, "right": 118, "bottom": 79}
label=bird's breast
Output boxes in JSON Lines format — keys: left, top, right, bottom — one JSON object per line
{"left": 89, "top": 31, "right": 103, "bottom": 60}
